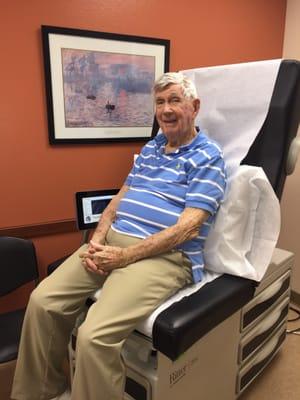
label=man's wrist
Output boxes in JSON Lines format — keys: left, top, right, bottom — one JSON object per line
{"left": 91, "top": 231, "right": 106, "bottom": 244}
{"left": 123, "top": 246, "right": 138, "bottom": 266}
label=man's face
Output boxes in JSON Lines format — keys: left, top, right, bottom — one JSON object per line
{"left": 154, "top": 84, "right": 200, "bottom": 140}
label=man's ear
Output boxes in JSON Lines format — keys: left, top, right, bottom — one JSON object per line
{"left": 193, "top": 98, "right": 200, "bottom": 115}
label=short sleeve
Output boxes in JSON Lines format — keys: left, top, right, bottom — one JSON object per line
{"left": 124, "top": 148, "right": 145, "bottom": 186}
{"left": 185, "top": 152, "right": 227, "bottom": 214}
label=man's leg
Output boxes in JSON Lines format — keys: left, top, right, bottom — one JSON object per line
{"left": 11, "top": 245, "right": 106, "bottom": 400}
{"left": 72, "top": 229, "right": 192, "bottom": 400}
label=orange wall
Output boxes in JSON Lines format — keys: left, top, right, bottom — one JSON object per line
{"left": 0, "top": 0, "right": 287, "bottom": 310}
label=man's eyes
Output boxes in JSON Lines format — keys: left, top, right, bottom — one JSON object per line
{"left": 155, "top": 97, "right": 181, "bottom": 105}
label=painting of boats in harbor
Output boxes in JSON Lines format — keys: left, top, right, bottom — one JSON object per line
{"left": 61, "top": 48, "right": 155, "bottom": 128}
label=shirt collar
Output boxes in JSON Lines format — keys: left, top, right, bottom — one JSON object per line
{"left": 154, "top": 129, "right": 203, "bottom": 154}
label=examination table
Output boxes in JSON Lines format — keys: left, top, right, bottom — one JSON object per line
{"left": 66, "top": 59, "right": 300, "bottom": 400}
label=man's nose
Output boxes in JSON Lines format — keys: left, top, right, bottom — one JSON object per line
{"left": 162, "top": 102, "right": 173, "bottom": 113}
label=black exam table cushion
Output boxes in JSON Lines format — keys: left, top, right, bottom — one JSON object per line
{"left": 152, "top": 275, "right": 255, "bottom": 360}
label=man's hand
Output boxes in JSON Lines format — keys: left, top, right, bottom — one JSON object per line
{"left": 79, "top": 240, "right": 128, "bottom": 275}
{"left": 79, "top": 233, "right": 106, "bottom": 275}
{"left": 79, "top": 184, "right": 130, "bottom": 275}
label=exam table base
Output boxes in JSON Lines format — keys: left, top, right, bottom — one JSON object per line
{"left": 68, "top": 248, "right": 293, "bottom": 400}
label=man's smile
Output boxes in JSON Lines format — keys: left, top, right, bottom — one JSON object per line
{"left": 163, "top": 119, "right": 177, "bottom": 123}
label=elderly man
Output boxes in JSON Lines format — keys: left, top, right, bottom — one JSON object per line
{"left": 12, "top": 72, "right": 226, "bottom": 400}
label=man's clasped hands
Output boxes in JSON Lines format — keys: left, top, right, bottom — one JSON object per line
{"left": 79, "top": 239, "right": 129, "bottom": 276}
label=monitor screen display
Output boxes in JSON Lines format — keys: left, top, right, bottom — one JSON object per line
{"left": 75, "top": 189, "right": 119, "bottom": 230}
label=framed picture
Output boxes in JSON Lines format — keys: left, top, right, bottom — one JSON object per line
{"left": 41, "top": 25, "right": 170, "bottom": 144}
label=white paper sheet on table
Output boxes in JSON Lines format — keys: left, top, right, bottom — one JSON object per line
{"left": 203, "top": 165, "right": 281, "bottom": 282}
{"left": 180, "top": 60, "right": 282, "bottom": 279}
{"left": 181, "top": 59, "right": 281, "bottom": 176}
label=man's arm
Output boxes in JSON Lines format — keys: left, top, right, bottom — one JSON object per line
{"left": 84, "top": 207, "right": 209, "bottom": 273}
{"left": 124, "top": 207, "right": 209, "bottom": 264}
{"left": 90, "top": 184, "right": 129, "bottom": 245}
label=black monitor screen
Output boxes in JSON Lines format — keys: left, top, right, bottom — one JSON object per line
{"left": 75, "top": 189, "right": 119, "bottom": 230}
{"left": 91, "top": 199, "right": 110, "bottom": 215}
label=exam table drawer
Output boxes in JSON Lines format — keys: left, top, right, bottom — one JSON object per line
{"left": 241, "top": 271, "right": 290, "bottom": 331}
{"left": 237, "top": 323, "right": 286, "bottom": 394}
{"left": 238, "top": 296, "right": 289, "bottom": 363}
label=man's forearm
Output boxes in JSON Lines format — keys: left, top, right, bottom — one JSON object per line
{"left": 124, "top": 208, "right": 209, "bottom": 265}
{"left": 92, "top": 208, "right": 116, "bottom": 243}
{"left": 92, "top": 185, "right": 129, "bottom": 243}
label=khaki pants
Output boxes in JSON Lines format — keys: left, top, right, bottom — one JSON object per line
{"left": 11, "top": 229, "right": 192, "bottom": 400}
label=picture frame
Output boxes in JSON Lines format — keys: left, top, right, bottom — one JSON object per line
{"left": 41, "top": 25, "right": 170, "bottom": 144}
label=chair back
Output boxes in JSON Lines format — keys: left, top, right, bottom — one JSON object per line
{"left": 0, "top": 237, "right": 39, "bottom": 296}
{"left": 241, "top": 60, "right": 300, "bottom": 199}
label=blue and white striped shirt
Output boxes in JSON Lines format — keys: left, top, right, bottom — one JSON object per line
{"left": 112, "top": 131, "right": 227, "bottom": 283}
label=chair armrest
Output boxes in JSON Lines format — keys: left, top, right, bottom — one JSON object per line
{"left": 152, "top": 274, "right": 255, "bottom": 360}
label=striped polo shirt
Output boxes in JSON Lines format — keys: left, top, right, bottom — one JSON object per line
{"left": 111, "top": 131, "right": 227, "bottom": 283}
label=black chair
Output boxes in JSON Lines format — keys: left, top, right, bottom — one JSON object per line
{"left": 0, "top": 236, "right": 39, "bottom": 400}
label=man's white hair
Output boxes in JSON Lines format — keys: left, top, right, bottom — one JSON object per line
{"left": 153, "top": 72, "right": 198, "bottom": 99}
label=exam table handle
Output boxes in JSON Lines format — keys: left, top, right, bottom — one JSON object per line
{"left": 286, "top": 128, "right": 300, "bottom": 175}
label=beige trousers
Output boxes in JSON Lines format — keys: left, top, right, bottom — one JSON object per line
{"left": 11, "top": 229, "right": 192, "bottom": 400}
